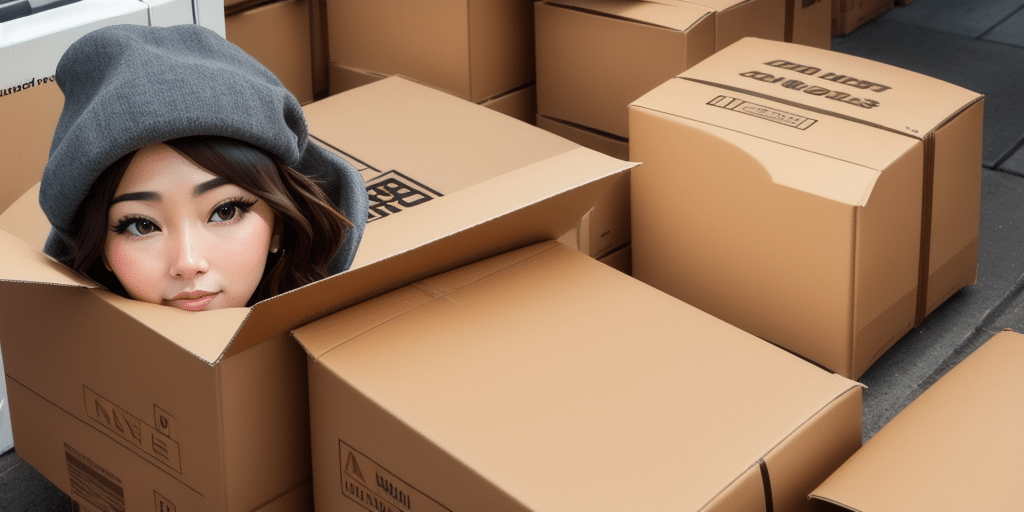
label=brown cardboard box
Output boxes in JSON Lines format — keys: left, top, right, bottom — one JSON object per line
{"left": 325, "top": 0, "right": 536, "bottom": 103}
{"left": 810, "top": 329, "right": 1024, "bottom": 511}
{"left": 294, "top": 240, "right": 863, "bottom": 512}
{"left": 0, "top": 80, "right": 63, "bottom": 214}
{"left": 683, "top": 0, "right": 788, "bottom": 50}
{"left": 629, "top": 38, "right": 983, "bottom": 378}
{"left": 225, "top": 0, "right": 315, "bottom": 104}
{"left": 831, "top": 0, "right": 891, "bottom": 35}
{"left": 788, "top": 0, "right": 832, "bottom": 49}
{"left": 535, "top": 0, "right": 717, "bottom": 139}
{"left": 327, "top": 64, "right": 537, "bottom": 125}
{"left": 0, "top": 78, "right": 631, "bottom": 511}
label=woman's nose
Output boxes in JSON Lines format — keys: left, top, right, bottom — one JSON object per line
{"left": 169, "top": 227, "right": 210, "bottom": 278}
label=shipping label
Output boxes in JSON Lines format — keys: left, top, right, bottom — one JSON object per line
{"left": 339, "top": 440, "right": 452, "bottom": 512}
{"left": 708, "top": 95, "right": 818, "bottom": 129}
{"left": 65, "top": 443, "right": 126, "bottom": 512}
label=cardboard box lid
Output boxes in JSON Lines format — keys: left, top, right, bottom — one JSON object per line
{"left": 295, "top": 241, "right": 862, "bottom": 510}
{"left": 677, "top": 37, "right": 982, "bottom": 140}
{"left": 542, "top": 0, "right": 715, "bottom": 32}
{"left": 810, "top": 329, "right": 1024, "bottom": 511}
{"left": 0, "top": 77, "right": 634, "bottom": 366}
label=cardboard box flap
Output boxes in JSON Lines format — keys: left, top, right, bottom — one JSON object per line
{"left": 679, "top": 38, "right": 984, "bottom": 139}
{"left": 810, "top": 330, "right": 1024, "bottom": 511}
{"left": 0, "top": 230, "right": 96, "bottom": 288}
{"left": 632, "top": 78, "right": 888, "bottom": 206}
{"left": 544, "top": 0, "right": 714, "bottom": 32}
{"left": 295, "top": 241, "right": 861, "bottom": 510}
{"left": 225, "top": 149, "right": 633, "bottom": 361}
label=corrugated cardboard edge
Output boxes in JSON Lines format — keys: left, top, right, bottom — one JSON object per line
{"left": 541, "top": 0, "right": 715, "bottom": 33}
{"left": 225, "top": 151, "right": 637, "bottom": 362}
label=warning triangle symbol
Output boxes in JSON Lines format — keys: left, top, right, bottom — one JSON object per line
{"left": 344, "top": 452, "right": 365, "bottom": 483}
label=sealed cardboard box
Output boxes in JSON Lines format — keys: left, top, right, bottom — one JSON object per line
{"left": 629, "top": 38, "right": 983, "bottom": 378}
{"left": 225, "top": 0, "right": 315, "bottom": 104}
{"left": 535, "top": 0, "right": 717, "bottom": 139}
{"left": 811, "top": 329, "right": 1024, "bottom": 511}
{"left": 294, "top": 240, "right": 863, "bottom": 512}
{"left": 325, "top": 0, "right": 536, "bottom": 103}
{"left": 831, "top": 0, "right": 891, "bottom": 35}
{"left": 0, "top": 77, "right": 631, "bottom": 511}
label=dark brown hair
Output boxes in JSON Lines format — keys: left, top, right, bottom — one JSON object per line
{"left": 66, "top": 135, "right": 353, "bottom": 305}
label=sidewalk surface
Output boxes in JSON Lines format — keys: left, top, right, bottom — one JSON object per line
{"left": 4, "top": 1, "right": 1024, "bottom": 509}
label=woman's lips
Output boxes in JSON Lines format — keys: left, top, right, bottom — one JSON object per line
{"left": 165, "top": 291, "right": 218, "bottom": 311}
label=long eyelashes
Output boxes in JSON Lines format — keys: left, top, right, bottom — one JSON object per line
{"left": 210, "top": 197, "right": 258, "bottom": 223}
{"left": 109, "top": 197, "right": 260, "bottom": 237}
{"left": 110, "top": 216, "right": 159, "bottom": 237}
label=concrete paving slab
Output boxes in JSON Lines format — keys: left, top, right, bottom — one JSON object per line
{"left": 983, "top": 6, "right": 1024, "bottom": 48}
{"left": 832, "top": 19, "right": 1024, "bottom": 168}
{"left": 880, "top": 0, "right": 1024, "bottom": 38}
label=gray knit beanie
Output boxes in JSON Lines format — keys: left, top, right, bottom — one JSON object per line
{"left": 40, "top": 23, "right": 366, "bottom": 275}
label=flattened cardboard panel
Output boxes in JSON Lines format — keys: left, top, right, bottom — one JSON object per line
{"left": 811, "top": 330, "right": 1024, "bottom": 511}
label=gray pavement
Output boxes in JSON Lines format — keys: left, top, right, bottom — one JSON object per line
{"left": 3, "top": 2, "right": 1023, "bottom": 509}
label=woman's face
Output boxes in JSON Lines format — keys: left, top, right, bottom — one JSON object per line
{"left": 103, "top": 143, "right": 277, "bottom": 311}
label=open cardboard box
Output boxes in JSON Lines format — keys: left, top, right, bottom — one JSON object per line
{"left": 629, "top": 37, "right": 984, "bottom": 378}
{"left": 294, "top": 240, "right": 863, "bottom": 512}
{"left": 0, "top": 77, "right": 633, "bottom": 511}
{"left": 811, "top": 329, "right": 1024, "bottom": 511}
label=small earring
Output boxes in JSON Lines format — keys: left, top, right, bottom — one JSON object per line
{"left": 270, "top": 234, "right": 281, "bottom": 254}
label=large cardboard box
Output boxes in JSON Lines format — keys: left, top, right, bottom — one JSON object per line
{"left": 831, "top": 0, "right": 891, "bottom": 35}
{"left": 225, "top": 0, "right": 315, "bottom": 104}
{"left": 0, "top": 77, "right": 631, "bottom": 511}
{"left": 535, "top": 0, "right": 717, "bottom": 139}
{"left": 629, "top": 38, "right": 984, "bottom": 378}
{"left": 811, "top": 329, "right": 1024, "bottom": 511}
{"left": 294, "top": 240, "right": 863, "bottom": 512}
{"left": 325, "top": 0, "right": 536, "bottom": 103}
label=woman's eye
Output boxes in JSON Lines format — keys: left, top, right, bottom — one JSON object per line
{"left": 114, "top": 218, "right": 160, "bottom": 237}
{"left": 210, "top": 199, "right": 256, "bottom": 223}
{"left": 210, "top": 204, "right": 238, "bottom": 223}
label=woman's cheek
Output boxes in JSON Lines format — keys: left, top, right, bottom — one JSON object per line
{"left": 106, "top": 239, "right": 167, "bottom": 304}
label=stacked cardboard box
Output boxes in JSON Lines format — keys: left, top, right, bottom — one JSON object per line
{"left": 0, "top": 77, "right": 630, "bottom": 511}
{"left": 811, "top": 329, "right": 1024, "bottom": 511}
{"left": 629, "top": 37, "right": 983, "bottom": 378}
{"left": 323, "top": 0, "right": 537, "bottom": 121}
{"left": 225, "top": 0, "right": 316, "bottom": 104}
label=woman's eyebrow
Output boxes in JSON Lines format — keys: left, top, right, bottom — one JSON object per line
{"left": 194, "top": 177, "right": 230, "bottom": 197}
{"left": 110, "top": 191, "right": 159, "bottom": 205}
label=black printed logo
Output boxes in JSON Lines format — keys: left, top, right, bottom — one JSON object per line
{"left": 365, "top": 171, "right": 443, "bottom": 222}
